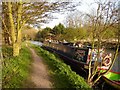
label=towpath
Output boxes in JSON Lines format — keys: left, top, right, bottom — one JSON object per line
{"left": 24, "top": 47, "right": 52, "bottom": 88}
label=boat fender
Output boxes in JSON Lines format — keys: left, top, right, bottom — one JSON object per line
{"left": 103, "top": 55, "right": 112, "bottom": 66}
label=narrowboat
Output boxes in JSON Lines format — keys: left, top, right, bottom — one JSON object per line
{"left": 34, "top": 41, "right": 120, "bottom": 89}
{"left": 42, "top": 41, "right": 112, "bottom": 70}
{"left": 100, "top": 55, "right": 120, "bottom": 89}
{"left": 102, "top": 71, "right": 120, "bottom": 89}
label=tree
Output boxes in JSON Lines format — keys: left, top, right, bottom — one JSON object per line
{"left": 65, "top": 11, "right": 83, "bottom": 28}
{"left": 41, "top": 27, "right": 52, "bottom": 40}
{"left": 63, "top": 11, "right": 87, "bottom": 42}
{"left": 2, "top": 1, "right": 80, "bottom": 56}
{"left": 62, "top": 27, "right": 76, "bottom": 42}
{"left": 85, "top": 0, "right": 119, "bottom": 86}
{"left": 102, "top": 28, "right": 115, "bottom": 39}
{"left": 7, "top": 1, "right": 23, "bottom": 56}
{"left": 35, "top": 27, "right": 53, "bottom": 41}
{"left": 2, "top": 2, "right": 12, "bottom": 45}
{"left": 62, "top": 27, "right": 87, "bottom": 42}
{"left": 22, "top": 25, "right": 38, "bottom": 41}
{"left": 51, "top": 23, "right": 65, "bottom": 40}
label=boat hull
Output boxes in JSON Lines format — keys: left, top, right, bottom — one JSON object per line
{"left": 42, "top": 45, "right": 89, "bottom": 77}
{"left": 103, "top": 71, "right": 120, "bottom": 89}
{"left": 43, "top": 42, "right": 120, "bottom": 89}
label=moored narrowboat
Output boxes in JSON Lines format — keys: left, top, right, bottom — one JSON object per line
{"left": 43, "top": 41, "right": 112, "bottom": 69}
{"left": 102, "top": 71, "right": 120, "bottom": 89}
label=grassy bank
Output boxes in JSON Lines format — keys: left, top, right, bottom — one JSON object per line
{"left": 32, "top": 44, "right": 91, "bottom": 89}
{"left": 2, "top": 44, "right": 32, "bottom": 88}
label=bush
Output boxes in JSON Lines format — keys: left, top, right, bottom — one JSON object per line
{"left": 32, "top": 45, "right": 92, "bottom": 89}
{"left": 2, "top": 45, "right": 32, "bottom": 88}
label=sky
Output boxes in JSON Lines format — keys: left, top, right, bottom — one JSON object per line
{"left": 40, "top": 0, "right": 97, "bottom": 29}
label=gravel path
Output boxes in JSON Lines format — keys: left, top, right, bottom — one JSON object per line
{"left": 28, "top": 48, "right": 52, "bottom": 88}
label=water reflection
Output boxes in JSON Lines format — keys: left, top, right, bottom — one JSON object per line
{"left": 31, "top": 41, "right": 43, "bottom": 46}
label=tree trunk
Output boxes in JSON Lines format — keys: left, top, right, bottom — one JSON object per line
{"left": 8, "top": 2, "right": 17, "bottom": 56}
{"left": 8, "top": 2, "right": 16, "bottom": 44}
{"left": 7, "top": 1, "right": 23, "bottom": 56}
{"left": 13, "top": 43, "right": 20, "bottom": 56}
{"left": 16, "top": 1, "right": 22, "bottom": 50}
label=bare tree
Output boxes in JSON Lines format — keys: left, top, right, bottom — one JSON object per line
{"left": 86, "top": 0, "right": 119, "bottom": 86}
{"left": 65, "top": 11, "right": 83, "bottom": 28}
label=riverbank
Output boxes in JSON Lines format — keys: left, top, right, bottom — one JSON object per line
{"left": 2, "top": 43, "right": 32, "bottom": 88}
{"left": 31, "top": 44, "right": 91, "bottom": 89}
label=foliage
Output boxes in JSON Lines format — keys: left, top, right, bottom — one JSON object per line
{"left": 35, "top": 27, "right": 52, "bottom": 41}
{"left": 41, "top": 27, "right": 52, "bottom": 39}
{"left": 51, "top": 23, "right": 65, "bottom": 35}
{"left": 2, "top": 45, "right": 32, "bottom": 88}
{"left": 32, "top": 44, "right": 91, "bottom": 89}
{"left": 62, "top": 27, "right": 76, "bottom": 41}
{"left": 22, "top": 25, "right": 38, "bottom": 41}
{"left": 102, "top": 28, "right": 116, "bottom": 39}
{"left": 35, "top": 23, "right": 87, "bottom": 42}
{"left": 2, "top": 1, "right": 79, "bottom": 56}
{"left": 50, "top": 23, "right": 65, "bottom": 40}
{"left": 22, "top": 2, "right": 80, "bottom": 25}
{"left": 62, "top": 27, "right": 87, "bottom": 42}
{"left": 35, "top": 23, "right": 66, "bottom": 41}
{"left": 35, "top": 30, "right": 42, "bottom": 41}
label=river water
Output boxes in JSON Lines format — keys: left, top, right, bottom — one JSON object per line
{"left": 31, "top": 41, "right": 43, "bottom": 46}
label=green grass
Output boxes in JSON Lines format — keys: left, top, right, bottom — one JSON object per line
{"left": 32, "top": 44, "right": 92, "bottom": 89}
{"left": 2, "top": 45, "right": 13, "bottom": 58}
{"left": 2, "top": 44, "right": 32, "bottom": 88}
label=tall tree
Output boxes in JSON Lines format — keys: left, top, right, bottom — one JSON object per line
{"left": 64, "top": 11, "right": 87, "bottom": 42}
{"left": 2, "top": 1, "right": 80, "bottom": 56}
{"left": 40, "top": 27, "right": 52, "bottom": 41}
{"left": 7, "top": 1, "right": 23, "bottom": 56}
{"left": 62, "top": 27, "right": 87, "bottom": 42}
{"left": 65, "top": 11, "right": 83, "bottom": 28}
{"left": 51, "top": 23, "right": 65, "bottom": 40}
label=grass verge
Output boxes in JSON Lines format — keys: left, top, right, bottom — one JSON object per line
{"left": 32, "top": 44, "right": 92, "bottom": 89}
{"left": 2, "top": 43, "right": 32, "bottom": 88}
